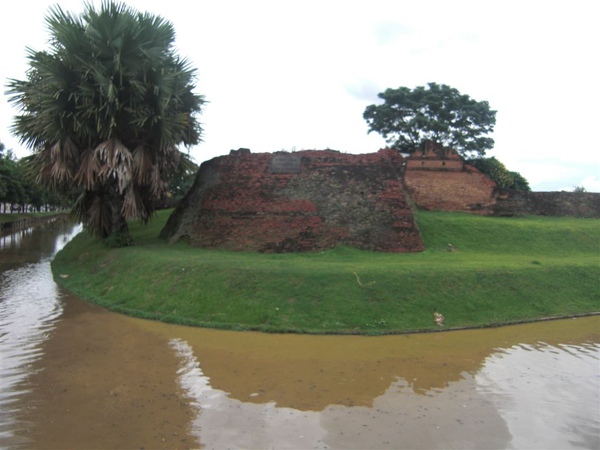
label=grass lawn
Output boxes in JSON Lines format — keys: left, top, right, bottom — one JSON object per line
{"left": 51, "top": 209, "right": 600, "bottom": 334}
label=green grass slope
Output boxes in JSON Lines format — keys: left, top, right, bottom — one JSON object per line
{"left": 52, "top": 210, "right": 600, "bottom": 334}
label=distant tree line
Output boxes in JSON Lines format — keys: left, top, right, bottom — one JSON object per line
{"left": 0, "top": 140, "right": 71, "bottom": 213}
{"left": 1, "top": 139, "right": 197, "bottom": 214}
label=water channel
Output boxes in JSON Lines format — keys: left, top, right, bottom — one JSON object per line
{"left": 0, "top": 219, "right": 598, "bottom": 449}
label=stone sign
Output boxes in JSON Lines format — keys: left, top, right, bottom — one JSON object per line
{"left": 269, "top": 153, "right": 302, "bottom": 174}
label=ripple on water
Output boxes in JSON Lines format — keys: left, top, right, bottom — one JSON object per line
{"left": 0, "top": 223, "right": 81, "bottom": 446}
{"left": 166, "top": 321, "right": 599, "bottom": 450}
{"left": 475, "top": 341, "right": 600, "bottom": 450}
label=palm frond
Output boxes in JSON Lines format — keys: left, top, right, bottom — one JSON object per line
{"left": 8, "top": 1, "right": 205, "bottom": 241}
{"left": 45, "top": 139, "right": 78, "bottom": 186}
{"left": 122, "top": 185, "right": 143, "bottom": 220}
{"left": 94, "top": 138, "right": 132, "bottom": 193}
{"left": 132, "top": 145, "right": 154, "bottom": 185}
{"left": 74, "top": 149, "right": 99, "bottom": 190}
{"left": 87, "top": 194, "right": 113, "bottom": 238}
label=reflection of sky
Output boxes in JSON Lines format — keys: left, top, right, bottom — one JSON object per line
{"left": 52, "top": 224, "right": 82, "bottom": 256}
{"left": 171, "top": 337, "right": 599, "bottom": 449}
{"left": 172, "top": 339, "right": 509, "bottom": 449}
{"left": 476, "top": 342, "right": 600, "bottom": 450}
{"left": 0, "top": 227, "right": 30, "bottom": 250}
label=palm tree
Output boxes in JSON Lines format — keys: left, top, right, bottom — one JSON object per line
{"left": 7, "top": 1, "right": 205, "bottom": 245}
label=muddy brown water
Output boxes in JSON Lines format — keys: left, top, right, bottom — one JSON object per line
{"left": 0, "top": 221, "right": 598, "bottom": 449}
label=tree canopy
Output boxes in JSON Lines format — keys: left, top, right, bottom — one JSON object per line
{"left": 467, "top": 156, "right": 530, "bottom": 191}
{"left": 363, "top": 82, "right": 496, "bottom": 157}
{"left": 7, "top": 1, "right": 205, "bottom": 244}
{"left": 0, "top": 142, "right": 27, "bottom": 210}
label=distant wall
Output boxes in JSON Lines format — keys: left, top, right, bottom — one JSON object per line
{"left": 401, "top": 142, "right": 600, "bottom": 218}
{"left": 490, "top": 190, "right": 600, "bottom": 218}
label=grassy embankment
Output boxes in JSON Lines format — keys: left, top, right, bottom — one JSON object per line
{"left": 0, "top": 211, "right": 63, "bottom": 224}
{"left": 52, "top": 210, "right": 600, "bottom": 334}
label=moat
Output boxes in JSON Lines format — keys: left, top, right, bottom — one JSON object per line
{"left": 1, "top": 220, "right": 598, "bottom": 449}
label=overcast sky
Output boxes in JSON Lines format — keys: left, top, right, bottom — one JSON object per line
{"left": 1, "top": 0, "right": 598, "bottom": 191}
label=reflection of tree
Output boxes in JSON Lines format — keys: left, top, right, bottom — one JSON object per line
{"left": 189, "top": 317, "right": 600, "bottom": 411}
{"left": 0, "top": 217, "right": 77, "bottom": 268}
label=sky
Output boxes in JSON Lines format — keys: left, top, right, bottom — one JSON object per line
{"left": 1, "top": 0, "right": 599, "bottom": 192}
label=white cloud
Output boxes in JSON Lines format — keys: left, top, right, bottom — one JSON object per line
{"left": 1, "top": 0, "right": 599, "bottom": 191}
{"left": 344, "top": 79, "right": 382, "bottom": 103}
{"left": 576, "top": 175, "right": 600, "bottom": 192}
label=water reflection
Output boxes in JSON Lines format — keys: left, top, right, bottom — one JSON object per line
{"left": 149, "top": 316, "right": 600, "bottom": 449}
{"left": 0, "top": 218, "right": 79, "bottom": 271}
{"left": 0, "top": 227, "right": 32, "bottom": 250}
{"left": 0, "top": 219, "right": 80, "bottom": 446}
{"left": 477, "top": 341, "right": 600, "bottom": 449}
{"left": 170, "top": 338, "right": 510, "bottom": 449}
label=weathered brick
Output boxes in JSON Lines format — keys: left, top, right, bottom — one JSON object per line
{"left": 161, "top": 149, "right": 424, "bottom": 253}
{"left": 160, "top": 142, "right": 600, "bottom": 253}
{"left": 403, "top": 141, "right": 498, "bottom": 213}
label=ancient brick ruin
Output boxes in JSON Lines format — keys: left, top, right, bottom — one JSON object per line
{"left": 403, "top": 141, "right": 499, "bottom": 213}
{"left": 160, "top": 149, "right": 424, "bottom": 252}
{"left": 160, "top": 142, "right": 600, "bottom": 253}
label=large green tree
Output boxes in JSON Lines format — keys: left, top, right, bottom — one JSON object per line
{"left": 363, "top": 82, "right": 496, "bottom": 157}
{"left": 7, "top": 1, "right": 204, "bottom": 244}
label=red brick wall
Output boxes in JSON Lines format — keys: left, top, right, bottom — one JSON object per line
{"left": 405, "top": 165, "right": 498, "bottom": 213}
{"left": 161, "top": 149, "right": 424, "bottom": 253}
{"left": 403, "top": 142, "right": 498, "bottom": 213}
{"left": 161, "top": 143, "right": 597, "bottom": 254}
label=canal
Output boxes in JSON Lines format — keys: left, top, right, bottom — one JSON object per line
{"left": 1, "top": 219, "right": 598, "bottom": 449}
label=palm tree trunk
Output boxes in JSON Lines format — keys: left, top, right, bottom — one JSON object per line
{"left": 107, "top": 182, "right": 132, "bottom": 246}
